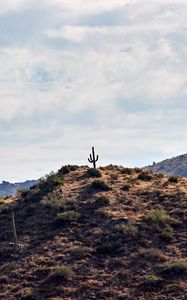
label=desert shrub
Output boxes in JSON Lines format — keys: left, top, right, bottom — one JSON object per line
{"left": 143, "top": 209, "right": 179, "bottom": 228}
{"left": 45, "top": 266, "right": 73, "bottom": 283}
{"left": 134, "top": 168, "right": 142, "bottom": 173}
{"left": 17, "top": 188, "right": 30, "bottom": 197}
{"left": 142, "top": 275, "right": 164, "bottom": 291}
{"left": 168, "top": 176, "right": 182, "bottom": 183}
{"left": 53, "top": 211, "right": 80, "bottom": 227}
{"left": 41, "top": 195, "right": 64, "bottom": 210}
{"left": 39, "top": 173, "right": 64, "bottom": 194}
{"left": 20, "top": 289, "right": 38, "bottom": 300}
{"left": 71, "top": 246, "right": 93, "bottom": 259}
{"left": 87, "top": 168, "right": 102, "bottom": 178}
{"left": 121, "top": 168, "right": 134, "bottom": 175}
{"left": 138, "top": 172, "right": 153, "bottom": 181}
{"left": 110, "top": 173, "right": 119, "bottom": 180}
{"left": 139, "top": 248, "right": 166, "bottom": 262}
{"left": 0, "top": 204, "right": 9, "bottom": 214}
{"left": 114, "top": 222, "right": 138, "bottom": 240}
{"left": 159, "top": 225, "right": 174, "bottom": 242}
{"left": 121, "top": 184, "right": 131, "bottom": 191}
{"left": 58, "top": 165, "right": 78, "bottom": 175}
{"left": 96, "top": 242, "right": 114, "bottom": 255}
{"left": 90, "top": 180, "right": 111, "bottom": 191}
{"left": 94, "top": 196, "right": 110, "bottom": 207}
{"left": 160, "top": 263, "right": 187, "bottom": 279}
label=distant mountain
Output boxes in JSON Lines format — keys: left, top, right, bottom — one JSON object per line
{"left": 0, "top": 179, "right": 38, "bottom": 196}
{"left": 145, "top": 153, "right": 187, "bottom": 177}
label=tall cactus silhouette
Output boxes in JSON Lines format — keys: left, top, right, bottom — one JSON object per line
{"left": 12, "top": 212, "right": 18, "bottom": 250}
{"left": 88, "top": 146, "right": 99, "bottom": 169}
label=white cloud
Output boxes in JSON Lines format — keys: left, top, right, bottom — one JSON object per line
{"left": 0, "top": 0, "right": 187, "bottom": 181}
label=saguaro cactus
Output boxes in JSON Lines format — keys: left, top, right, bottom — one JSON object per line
{"left": 88, "top": 146, "right": 99, "bottom": 169}
{"left": 12, "top": 212, "right": 18, "bottom": 250}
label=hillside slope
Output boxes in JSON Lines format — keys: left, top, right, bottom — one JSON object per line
{"left": 0, "top": 166, "right": 186, "bottom": 300}
{"left": 146, "top": 153, "right": 187, "bottom": 177}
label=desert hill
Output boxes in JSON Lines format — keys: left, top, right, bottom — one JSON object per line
{"left": 0, "top": 180, "right": 38, "bottom": 197}
{"left": 0, "top": 165, "right": 186, "bottom": 300}
{"left": 146, "top": 153, "right": 187, "bottom": 177}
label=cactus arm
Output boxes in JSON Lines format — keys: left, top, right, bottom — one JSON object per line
{"left": 88, "top": 146, "right": 99, "bottom": 169}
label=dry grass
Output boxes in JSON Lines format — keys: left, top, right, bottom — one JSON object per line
{"left": 0, "top": 165, "right": 186, "bottom": 299}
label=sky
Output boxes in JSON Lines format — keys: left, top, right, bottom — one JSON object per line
{"left": 0, "top": 0, "right": 187, "bottom": 182}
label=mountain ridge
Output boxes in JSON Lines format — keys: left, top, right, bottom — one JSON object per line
{"left": 0, "top": 179, "right": 38, "bottom": 196}
{"left": 145, "top": 153, "right": 187, "bottom": 177}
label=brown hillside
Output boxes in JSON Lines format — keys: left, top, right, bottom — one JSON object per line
{"left": 0, "top": 166, "right": 187, "bottom": 300}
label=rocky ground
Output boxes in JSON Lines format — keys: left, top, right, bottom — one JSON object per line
{"left": 0, "top": 165, "right": 186, "bottom": 300}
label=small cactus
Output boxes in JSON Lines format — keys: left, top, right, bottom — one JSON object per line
{"left": 88, "top": 146, "right": 99, "bottom": 169}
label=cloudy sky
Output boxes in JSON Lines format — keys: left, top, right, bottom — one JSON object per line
{"left": 0, "top": 0, "right": 187, "bottom": 182}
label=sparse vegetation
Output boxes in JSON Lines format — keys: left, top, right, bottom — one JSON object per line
{"left": 0, "top": 165, "right": 186, "bottom": 299}
{"left": 143, "top": 209, "right": 179, "bottom": 228}
{"left": 44, "top": 266, "right": 73, "bottom": 283}
{"left": 168, "top": 176, "right": 182, "bottom": 183}
{"left": 90, "top": 180, "right": 111, "bottom": 191}
{"left": 53, "top": 210, "right": 80, "bottom": 227}
{"left": 160, "top": 263, "right": 187, "bottom": 279}
{"left": 138, "top": 171, "right": 153, "bottom": 181}
{"left": 142, "top": 275, "right": 164, "bottom": 291}
{"left": 87, "top": 168, "right": 102, "bottom": 178}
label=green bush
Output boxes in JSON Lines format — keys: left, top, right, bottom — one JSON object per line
{"left": 121, "top": 184, "right": 131, "bottom": 191}
{"left": 39, "top": 173, "right": 64, "bottom": 194}
{"left": 114, "top": 222, "right": 138, "bottom": 240}
{"left": 138, "top": 172, "right": 153, "bottom": 181}
{"left": 90, "top": 180, "right": 111, "bottom": 191}
{"left": 160, "top": 263, "right": 187, "bottom": 278}
{"left": 94, "top": 196, "right": 110, "bottom": 207}
{"left": 53, "top": 211, "right": 80, "bottom": 227}
{"left": 143, "top": 209, "right": 179, "bottom": 228}
{"left": 18, "top": 188, "right": 30, "bottom": 197}
{"left": 58, "top": 165, "right": 79, "bottom": 175}
{"left": 168, "top": 176, "right": 182, "bottom": 183}
{"left": 142, "top": 275, "right": 164, "bottom": 291}
{"left": 87, "top": 168, "right": 102, "bottom": 178}
{"left": 45, "top": 266, "right": 73, "bottom": 283}
{"left": 121, "top": 168, "right": 134, "bottom": 175}
{"left": 159, "top": 225, "right": 174, "bottom": 242}
{"left": 139, "top": 248, "right": 166, "bottom": 262}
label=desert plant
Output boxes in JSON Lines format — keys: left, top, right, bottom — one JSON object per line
{"left": 142, "top": 275, "right": 164, "bottom": 291}
{"left": 45, "top": 266, "right": 73, "bottom": 283}
{"left": 121, "top": 184, "right": 131, "bottom": 191}
{"left": 39, "top": 172, "right": 64, "bottom": 194}
{"left": 160, "top": 263, "right": 187, "bottom": 278}
{"left": 12, "top": 212, "right": 18, "bottom": 250}
{"left": 143, "top": 209, "right": 179, "bottom": 228}
{"left": 168, "top": 176, "right": 182, "bottom": 183}
{"left": 138, "top": 171, "right": 153, "bottom": 181}
{"left": 114, "top": 222, "right": 138, "bottom": 240}
{"left": 87, "top": 168, "right": 102, "bottom": 178}
{"left": 139, "top": 248, "right": 166, "bottom": 262}
{"left": 90, "top": 180, "right": 111, "bottom": 191}
{"left": 71, "top": 246, "right": 93, "bottom": 259}
{"left": 121, "top": 168, "right": 134, "bottom": 175}
{"left": 94, "top": 196, "right": 110, "bottom": 207}
{"left": 88, "top": 146, "right": 99, "bottom": 169}
{"left": 53, "top": 211, "right": 80, "bottom": 227}
{"left": 159, "top": 225, "right": 174, "bottom": 242}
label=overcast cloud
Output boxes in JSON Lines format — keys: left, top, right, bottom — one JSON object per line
{"left": 0, "top": 0, "right": 187, "bottom": 181}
